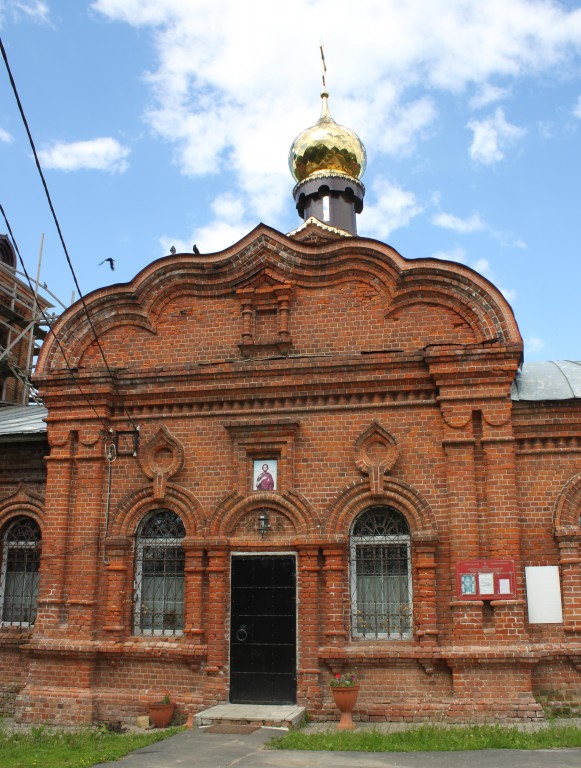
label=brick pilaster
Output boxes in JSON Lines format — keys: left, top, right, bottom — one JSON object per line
{"left": 297, "top": 544, "right": 322, "bottom": 710}
{"left": 183, "top": 541, "right": 205, "bottom": 641}
{"left": 322, "top": 546, "right": 348, "bottom": 644}
{"left": 204, "top": 545, "right": 228, "bottom": 704}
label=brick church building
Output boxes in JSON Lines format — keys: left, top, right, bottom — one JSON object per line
{"left": 1, "top": 90, "right": 580, "bottom": 725}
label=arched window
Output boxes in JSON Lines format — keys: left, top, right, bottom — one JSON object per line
{"left": 0, "top": 516, "right": 41, "bottom": 626}
{"left": 133, "top": 509, "right": 185, "bottom": 635}
{"left": 350, "top": 506, "right": 412, "bottom": 639}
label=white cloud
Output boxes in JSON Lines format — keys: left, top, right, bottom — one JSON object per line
{"left": 160, "top": 220, "right": 251, "bottom": 256}
{"left": 432, "top": 212, "right": 484, "bottom": 233}
{"left": 488, "top": 227, "right": 528, "bottom": 250}
{"left": 574, "top": 96, "right": 581, "bottom": 119}
{"left": 90, "top": 0, "right": 581, "bottom": 222}
{"left": 194, "top": 219, "right": 254, "bottom": 254}
{"left": 366, "top": 96, "right": 437, "bottom": 156}
{"left": 538, "top": 120, "right": 554, "bottom": 139}
{"left": 198, "top": 191, "right": 257, "bottom": 252}
{"left": 473, "top": 258, "right": 493, "bottom": 278}
{"left": 360, "top": 177, "right": 423, "bottom": 240}
{"left": 525, "top": 336, "right": 545, "bottom": 353}
{"left": 3, "top": 1, "right": 50, "bottom": 23}
{"left": 38, "top": 138, "right": 130, "bottom": 172}
{"left": 467, "top": 108, "right": 526, "bottom": 164}
{"left": 500, "top": 287, "right": 517, "bottom": 302}
{"left": 472, "top": 258, "right": 516, "bottom": 302}
{"left": 470, "top": 83, "right": 510, "bottom": 109}
{"left": 431, "top": 249, "right": 516, "bottom": 302}
{"left": 160, "top": 192, "right": 254, "bottom": 255}
{"left": 210, "top": 193, "right": 245, "bottom": 222}
{"left": 0, "top": 127, "right": 13, "bottom": 143}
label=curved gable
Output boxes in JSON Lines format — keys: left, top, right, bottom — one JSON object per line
{"left": 36, "top": 224, "right": 521, "bottom": 375}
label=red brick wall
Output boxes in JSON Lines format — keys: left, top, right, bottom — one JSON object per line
{"left": 533, "top": 661, "right": 581, "bottom": 715}
{"left": 3, "top": 225, "right": 578, "bottom": 724}
{"left": 0, "top": 440, "right": 47, "bottom": 488}
{"left": 0, "top": 643, "right": 31, "bottom": 715}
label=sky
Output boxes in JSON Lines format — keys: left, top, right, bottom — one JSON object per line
{"left": 0, "top": 0, "right": 580, "bottom": 362}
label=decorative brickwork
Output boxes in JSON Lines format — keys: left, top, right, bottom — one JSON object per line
{"left": 0, "top": 223, "right": 578, "bottom": 724}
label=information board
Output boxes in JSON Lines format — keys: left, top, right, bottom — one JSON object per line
{"left": 456, "top": 559, "right": 517, "bottom": 600}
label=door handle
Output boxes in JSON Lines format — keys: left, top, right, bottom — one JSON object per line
{"left": 235, "top": 625, "right": 248, "bottom": 642}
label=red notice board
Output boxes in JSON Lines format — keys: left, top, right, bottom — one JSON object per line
{"left": 456, "top": 559, "right": 517, "bottom": 600}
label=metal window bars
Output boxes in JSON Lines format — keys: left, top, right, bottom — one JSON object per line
{"left": 133, "top": 509, "right": 185, "bottom": 635}
{"left": 0, "top": 516, "right": 41, "bottom": 626}
{"left": 350, "top": 506, "right": 413, "bottom": 640}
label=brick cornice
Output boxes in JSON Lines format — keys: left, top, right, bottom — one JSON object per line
{"left": 22, "top": 637, "right": 208, "bottom": 664}
{"left": 425, "top": 344, "right": 522, "bottom": 388}
{"left": 35, "top": 356, "right": 438, "bottom": 420}
{"left": 319, "top": 641, "right": 581, "bottom": 665}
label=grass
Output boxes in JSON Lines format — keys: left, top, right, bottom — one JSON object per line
{"left": 269, "top": 723, "right": 581, "bottom": 752}
{"left": 0, "top": 723, "right": 181, "bottom": 768}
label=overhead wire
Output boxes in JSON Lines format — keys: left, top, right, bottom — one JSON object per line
{"left": 0, "top": 203, "right": 111, "bottom": 432}
{"left": 39, "top": 535, "right": 101, "bottom": 560}
{"left": 0, "top": 35, "right": 139, "bottom": 433}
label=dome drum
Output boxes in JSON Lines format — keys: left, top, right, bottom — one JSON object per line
{"left": 293, "top": 174, "right": 365, "bottom": 236}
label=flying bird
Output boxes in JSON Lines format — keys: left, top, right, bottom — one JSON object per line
{"left": 98, "top": 258, "right": 115, "bottom": 271}
{"left": 170, "top": 246, "right": 176, "bottom": 255}
{"left": 193, "top": 244, "right": 200, "bottom": 254}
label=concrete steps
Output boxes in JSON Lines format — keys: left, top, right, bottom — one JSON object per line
{"left": 194, "top": 704, "right": 305, "bottom": 730}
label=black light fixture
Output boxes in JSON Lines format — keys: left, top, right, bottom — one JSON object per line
{"left": 258, "top": 510, "right": 270, "bottom": 537}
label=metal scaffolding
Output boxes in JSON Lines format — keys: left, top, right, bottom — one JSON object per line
{"left": 0, "top": 240, "right": 62, "bottom": 405}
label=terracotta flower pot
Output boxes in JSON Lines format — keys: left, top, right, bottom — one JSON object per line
{"left": 148, "top": 701, "right": 175, "bottom": 728}
{"left": 331, "top": 684, "right": 360, "bottom": 730}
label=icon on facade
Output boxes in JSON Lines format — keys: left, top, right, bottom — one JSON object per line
{"left": 253, "top": 460, "right": 277, "bottom": 491}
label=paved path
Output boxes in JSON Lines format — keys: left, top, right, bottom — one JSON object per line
{"left": 97, "top": 726, "right": 581, "bottom": 768}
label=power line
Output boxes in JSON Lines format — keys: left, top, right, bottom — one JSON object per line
{"left": 0, "top": 203, "right": 111, "bottom": 432}
{"left": 0, "top": 35, "right": 138, "bottom": 432}
{"left": 40, "top": 535, "right": 100, "bottom": 560}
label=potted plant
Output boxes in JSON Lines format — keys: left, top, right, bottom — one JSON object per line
{"left": 148, "top": 694, "right": 175, "bottom": 728}
{"left": 329, "top": 671, "right": 359, "bottom": 730}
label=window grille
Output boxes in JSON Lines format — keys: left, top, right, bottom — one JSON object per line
{"left": 133, "top": 509, "right": 185, "bottom": 635}
{"left": 0, "top": 517, "right": 41, "bottom": 627}
{"left": 350, "top": 506, "right": 412, "bottom": 639}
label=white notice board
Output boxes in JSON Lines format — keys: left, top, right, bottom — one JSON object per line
{"left": 525, "top": 566, "right": 563, "bottom": 624}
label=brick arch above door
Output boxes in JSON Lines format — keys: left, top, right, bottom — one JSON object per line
{"left": 209, "top": 488, "right": 318, "bottom": 539}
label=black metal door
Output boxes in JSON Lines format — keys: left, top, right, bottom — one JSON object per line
{"left": 230, "top": 555, "right": 296, "bottom": 704}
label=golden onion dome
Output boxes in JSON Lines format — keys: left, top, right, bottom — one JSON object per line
{"left": 289, "top": 90, "right": 367, "bottom": 184}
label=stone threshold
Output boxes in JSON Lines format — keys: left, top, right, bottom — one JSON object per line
{"left": 194, "top": 704, "right": 305, "bottom": 730}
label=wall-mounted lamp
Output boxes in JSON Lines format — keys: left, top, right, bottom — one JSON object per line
{"left": 258, "top": 510, "right": 270, "bottom": 537}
